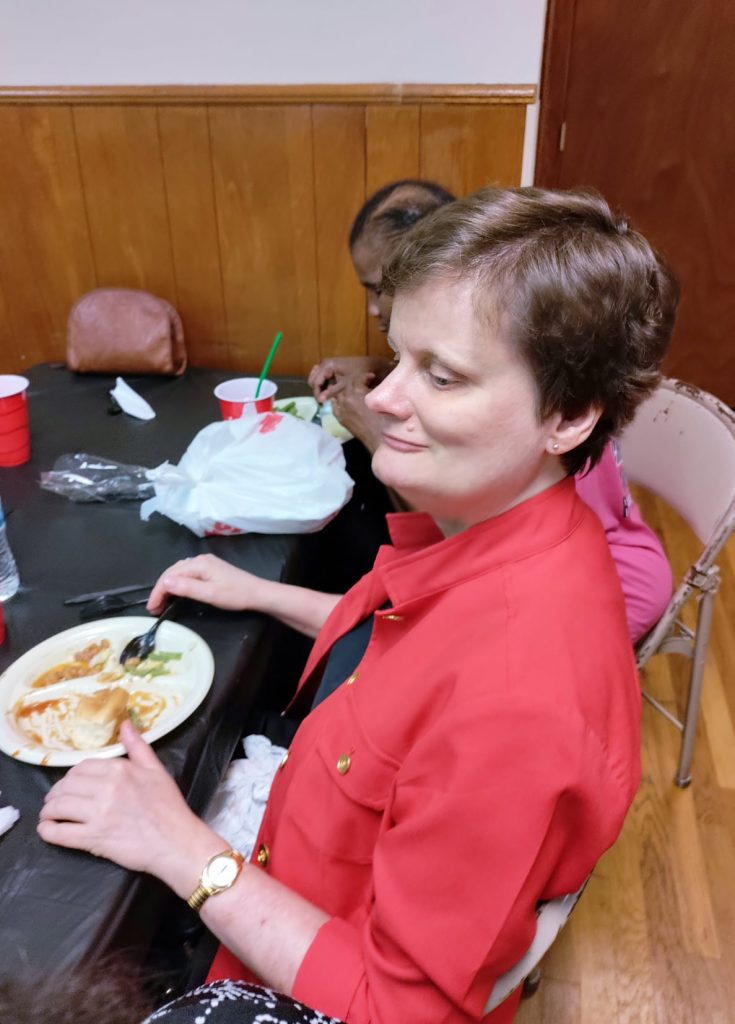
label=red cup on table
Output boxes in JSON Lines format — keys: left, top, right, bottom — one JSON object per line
{"left": 0, "top": 375, "right": 30, "bottom": 467}
{"left": 214, "top": 378, "right": 278, "bottom": 420}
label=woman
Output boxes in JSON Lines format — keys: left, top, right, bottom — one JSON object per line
{"left": 38, "top": 187, "right": 678, "bottom": 1024}
{"left": 310, "top": 178, "right": 455, "bottom": 449}
{"left": 310, "top": 179, "right": 458, "bottom": 589}
{"left": 312, "top": 181, "right": 673, "bottom": 642}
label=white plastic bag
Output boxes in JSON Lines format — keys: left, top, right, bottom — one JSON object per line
{"left": 140, "top": 410, "right": 353, "bottom": 537}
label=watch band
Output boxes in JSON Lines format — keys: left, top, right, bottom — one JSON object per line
{"left": 187, "top": 882, "right": 212, "bottom": 913}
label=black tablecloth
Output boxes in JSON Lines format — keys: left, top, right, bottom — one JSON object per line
{"left": 0, "top": 365, "right": 315, "bottom": 978}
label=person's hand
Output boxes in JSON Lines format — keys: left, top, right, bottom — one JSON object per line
{"left": 308, "top": 356, "right": 391, "bottom": 402}
{"left": 147, "top": 554, "right": 265, "bottom": 614}
{"left": 330, "top": 373, "right": 384, "bottom": 454}
{"left": 37, "top": 722, "right": 221, "bottom": 893}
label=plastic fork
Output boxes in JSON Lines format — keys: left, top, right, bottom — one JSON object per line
{"left": 118, "top": 599, "right": 181, "bottom": 665}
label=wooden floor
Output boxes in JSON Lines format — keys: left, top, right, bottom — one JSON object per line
{"left": 517, "top": 489, "right": 735, "bottom": 1024}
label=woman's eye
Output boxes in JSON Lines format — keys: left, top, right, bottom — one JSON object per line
{"left": 429, "top": 371, "right": 456, "bottom": 388}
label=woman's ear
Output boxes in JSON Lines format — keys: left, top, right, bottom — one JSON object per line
{"left": 546, "top": 406, "right": 602, "bottom": 456}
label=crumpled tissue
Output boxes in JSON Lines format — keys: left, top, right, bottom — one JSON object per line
{"left": 203, "top": 734, "right": 286, "bottom": 860}
{"left": 0, "top": 803, "right": 20, "bottom": 837}
{"left": 109, "top": 377, "right": 156, "bottom": 421}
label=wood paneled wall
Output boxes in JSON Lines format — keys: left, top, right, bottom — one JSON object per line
{"left": 0, "top": 84, "right": 533, "bottom": 375}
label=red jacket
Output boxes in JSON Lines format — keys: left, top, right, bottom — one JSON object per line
{"left": 209, "top": 479, "right": 641, "bottom": 1023}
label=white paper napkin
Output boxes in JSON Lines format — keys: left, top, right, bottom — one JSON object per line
{"left": 110, "top": 377, "right": 156, "bottom": 421}
{"left": 0, "top": 803, "right": 19, "bottom": 837}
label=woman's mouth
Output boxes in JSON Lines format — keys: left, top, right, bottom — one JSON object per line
{"left": 381, "top": 433, "right": 428, "bottom": 452}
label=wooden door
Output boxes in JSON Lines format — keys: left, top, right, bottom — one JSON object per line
{"left": 536, "top": 0, "right": 735, "bottom": 402}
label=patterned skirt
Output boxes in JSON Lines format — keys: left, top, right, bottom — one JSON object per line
{"left": 143, "top": 980, "right": 345, "bottom": 1024}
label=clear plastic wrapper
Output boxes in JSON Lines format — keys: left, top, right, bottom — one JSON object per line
{"left": 39, "top": 453, "right": 154, "bottom": 503}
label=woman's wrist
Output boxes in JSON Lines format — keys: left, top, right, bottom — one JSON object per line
{"left": 152, "top": 819, "right": 230, "bottom": 901}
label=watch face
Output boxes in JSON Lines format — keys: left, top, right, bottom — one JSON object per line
{"left": 207, "top": 854, "right": 239, "bottom": 888}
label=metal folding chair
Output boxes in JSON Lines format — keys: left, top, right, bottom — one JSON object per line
{"left": 483, "top": 882, "right": 587, "bottom": 1015}
{"left": 618, "top": 378, "right": 735, "bottom": 786}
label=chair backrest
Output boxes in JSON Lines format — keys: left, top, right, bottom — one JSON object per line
{"left": 483, "top": 882, "right": 587, "bottom": 1015}
{"left": 618, "top": 378, "right": 735, "bottom": 554}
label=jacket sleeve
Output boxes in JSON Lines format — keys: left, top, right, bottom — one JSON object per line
{"left": 292, "top": 697, "right": 626, "bottom": 1024}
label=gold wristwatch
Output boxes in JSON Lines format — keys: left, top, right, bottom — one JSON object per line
{"left": 186, "top": 849, "right": 244, "bottom": 912}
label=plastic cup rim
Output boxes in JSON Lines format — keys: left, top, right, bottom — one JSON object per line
{"left": 0, "top": 375, "right": 30, "bottom": 399}
{"left": 214, "top": 378, "right": 277, "bottom": 403}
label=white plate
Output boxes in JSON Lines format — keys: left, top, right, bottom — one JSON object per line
{"left": 0, "top": 617, "right": 214, "bottom": 767}
{"left": 320, "top": 411, "right": 353, "bottom": 443}
{"left": 274, "top": 396, "right": 353, "bottom": 443}
{"left": 274, "top": 396, "right": 318, "bottom": 422}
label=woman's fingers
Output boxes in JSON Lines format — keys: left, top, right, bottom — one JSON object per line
{"left": 37, "top": 817, "right": 96, "bottom": 851}
{"left": 147, "top": 556, "right": 212, "bottom": 611}
{"left": 39, "top": 792, "right": 95, "bottom": 826}
{"left": 120, "top": 719, "right": 161, "bottom": 768}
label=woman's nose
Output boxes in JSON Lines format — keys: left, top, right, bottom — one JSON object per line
{"left": 365, "top": 364, "right": 411, "bottom": 420}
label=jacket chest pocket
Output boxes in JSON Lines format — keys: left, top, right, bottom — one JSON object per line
{"left": 310, "top": 693, "right": 399, "bottom": 864}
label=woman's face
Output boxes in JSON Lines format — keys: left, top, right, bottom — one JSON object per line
{"left": 364, "top": 277, "right": 565, "bottom": 533}
{"left": 351, "top": 228, "right": 394, "bottom": 332}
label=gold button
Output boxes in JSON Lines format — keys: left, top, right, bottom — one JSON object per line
{"left": 336, "top": 754, "right": 351, "bottom": 775}
{"left": 256, "top": 843, "right": 270, "bottom": 867}
{"left": 279, "top": 751, "right": 289, "bottom": 770}
{"left": 346, "top": 673, "right": 358, "bottom": 685}
{"left": 383, "top": 613, "right": 403, "bottom": 621}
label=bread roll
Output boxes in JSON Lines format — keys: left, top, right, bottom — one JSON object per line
{"left": 69, "top": 687, "right": 129, "bottom": 750}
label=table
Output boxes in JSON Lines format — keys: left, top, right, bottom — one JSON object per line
{"left": 0, "top": 364, "right": 316, "bottom": 981}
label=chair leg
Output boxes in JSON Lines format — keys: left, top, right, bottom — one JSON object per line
{"left": 675, "top": 588, "right": 716, "bottom": 787}
{"left": 522, "top": 967, "right": 542, "bottom": 998}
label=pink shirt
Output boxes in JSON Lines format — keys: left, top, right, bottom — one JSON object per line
{"left": 575, "top": 441, "right": 672, "bottom": 642}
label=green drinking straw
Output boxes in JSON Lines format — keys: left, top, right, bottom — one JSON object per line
{"left": 255, "top": 330, "right": 283, "bottom": 398}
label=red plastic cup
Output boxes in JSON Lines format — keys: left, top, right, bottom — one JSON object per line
{"left": 0, "top": 408, "right": 29, "bottom": 434}
{"left": 214, "top": 378, "right": 278, "bottom": 420}
{"left": 0, "top": 376, "right": 30, "bottom": 467}
{"left": 0, "top": 427, "right": 30, "bottom": 453}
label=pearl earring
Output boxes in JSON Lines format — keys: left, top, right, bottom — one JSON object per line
{"left": 552, "top": 442, "right": 560, "bottom": 451}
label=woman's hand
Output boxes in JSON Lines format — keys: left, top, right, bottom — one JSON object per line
{"left": 37, "top": 722, "right": 222, "bottom": 895}
{"left": 147, "top": 554, "right": 265, "bottom": 614}
{"left": 149, "top": 554, "right": 341, "bottom": 638}
{"left": 308, "top": 356, "right": 391, "bottom": 402}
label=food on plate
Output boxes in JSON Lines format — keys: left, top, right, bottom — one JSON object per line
{"left": 123, "top": 650, "right": 182, "bottom": 678}
{"left": 275, "top": 396, "right": 318, "bottom": 423}
{"left": 128, "top": 690, "right": 167, "bottom": 731}
{"left": 10, "top": 638, "right": 180, "bottom": 753}
{"left": 74, "top": 639, "right": 111, "bottom": 663}
{"left": 0, "top": 620, "right": 213, "bottom": 767}
{"left": 68, "top": 687, "right": 130, "bottom": 750}
{"left": 14, "top": 695, "right": 76, "bottom": 747}
{"left": 13, "top": 684, "right": 169, "bottom": 752}
{"left": 279, "top": 400, "right": 304, "bottom": 419}
{"left": 31, "top": 639, "right": 111, "bottom": 688}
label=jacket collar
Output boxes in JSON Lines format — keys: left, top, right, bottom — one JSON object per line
{"left": 376, "top": 477, "right": 582, "bottom": 608}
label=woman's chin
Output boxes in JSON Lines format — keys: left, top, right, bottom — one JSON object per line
{"left": 371, "top": 447, "right": 407, "bottom": 490}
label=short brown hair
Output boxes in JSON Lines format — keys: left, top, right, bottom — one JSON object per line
{"left": 381, "top": 186, "right": 679, "bottom": 474}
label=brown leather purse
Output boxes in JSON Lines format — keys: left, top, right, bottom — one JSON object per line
{"left": 67, "top": 288, "right": 187, "bottom": 376}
